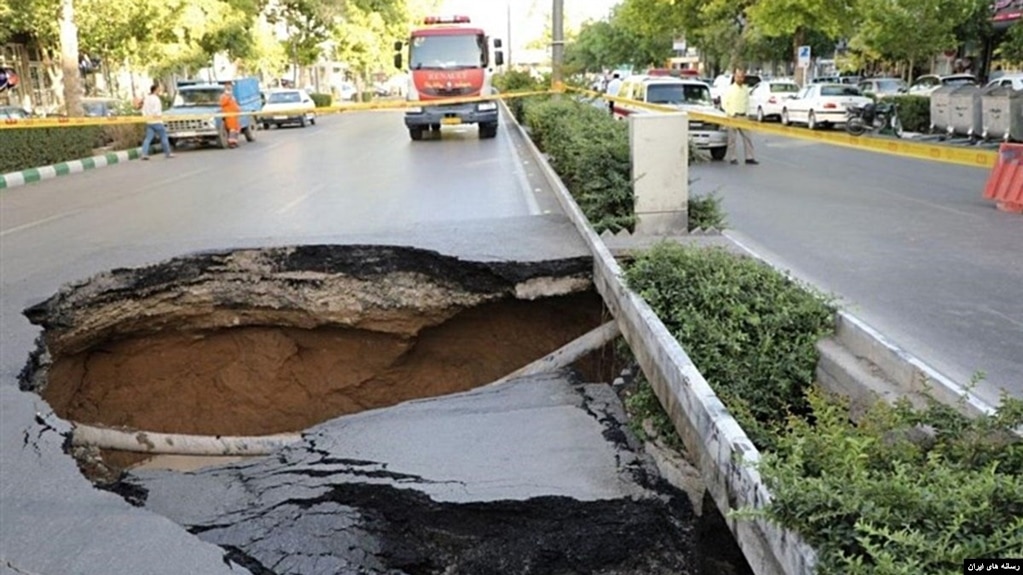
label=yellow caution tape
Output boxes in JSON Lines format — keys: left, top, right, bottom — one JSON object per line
{"left": 0, "top": 89, "right": 552, "bottom": 130}
{"left": 568, "top": 86, "right": 998, "bottom": 169}
{"left": 2, "top": 84, "right": 999, "bottom": 170}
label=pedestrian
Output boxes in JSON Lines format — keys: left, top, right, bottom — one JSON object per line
{"left": 606, "top": 72, "right": 623, "bottom": 115}
{"left": 140, "top": 83, "right": 173, "bottom": 160}
{"left": 219, "top": 81, "right": 241, "bottom": 148}
{"left": 722, "top": 69, "right": 758, "bottom": 165}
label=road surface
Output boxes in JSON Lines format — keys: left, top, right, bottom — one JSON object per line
{"left": 692, "top": 130, "right": 1023, "bottom": 406}
{"left": 0, "top": 110, "right": 598, "bottom": 575}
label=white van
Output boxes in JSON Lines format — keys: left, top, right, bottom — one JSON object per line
{"left": 612, "top": 75, "right": 729, "bottom": 161}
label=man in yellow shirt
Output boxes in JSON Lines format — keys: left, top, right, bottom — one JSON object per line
{"left": 721, "top": 69, "right": 758, "bottom": 165}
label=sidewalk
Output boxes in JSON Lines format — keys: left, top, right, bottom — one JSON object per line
{"left": 0, "top": 147, "right": 140, "bottom": 190}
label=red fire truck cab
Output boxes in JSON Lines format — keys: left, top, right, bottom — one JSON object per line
{"left": 393, "top": 16, "right": 504, "bottom": 140}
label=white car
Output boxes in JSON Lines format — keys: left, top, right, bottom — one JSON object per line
{"left": 748, "top": 79, "right": 800, "bottom": 122}
{"left": 261, "top": 88, "right": 316, "bottom": 129}
{"left": 613, "top": 75, "right": 729, "bottom": 160}
{"left": 985, "top": 73, "right": 1023, "bottom": 91}
{"left": 780, "top": 84, "right": 873, "bottom": 130}
{"left": 906, "top": 73, "right": 977, "bottom": 96}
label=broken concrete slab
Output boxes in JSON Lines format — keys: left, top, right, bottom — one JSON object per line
{"left": 0, "top": 385, "right": 250, "bottom": 575}
{"left": 121, "top": 373, "right": 698, "bottom": 574}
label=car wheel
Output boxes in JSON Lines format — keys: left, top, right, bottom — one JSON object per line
{"left": 310, "top": 114, "right": 316, "bottom": 125}
{"left": 781, "top": 109, "right": 790, "bottom": 126}
{"left": 710, "top": 147, "right": 727, "bottom": 161}
{"left": 757, "top": 106, "right": 765, "bottom": 122}
{"left": 299, "top": 115, "right": 307, "bottom": 128}
{"left": 808, "top": 111, "right": 817, "bottom": 130}
{"left": 262, "top": 122, "right": 270, "bottom": 130}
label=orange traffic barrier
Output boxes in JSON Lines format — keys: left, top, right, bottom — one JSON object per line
{"left": 983, "top": 143, "right": 1023, "bottom": 213}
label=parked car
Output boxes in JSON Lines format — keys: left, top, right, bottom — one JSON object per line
{"left": 985, "top": 73, "right": 1023, "bottom": 91}
{"left": 81, "top": 97, "right": 127, "bottom": 117}
{"left": 857, "top": 77, "right": 908, "bottom": 96}
{"left": 613, "top": 74, "right": 729, "bottom": 160}
{"left": 780, "top": 83, "right": 873, "bottom": 129}
{"left": 710, "top": 73, "right": 762, "bottom": 106}
{"left": 747, "top": 78, "right": 800, "bottom": 122}
{"left": 0, "top": 105, "right": 30, "bottom": 119}
{"left": 812, "top": 75, "right": 862, "bottom": 85}
{"left": 906, "top": 73, "right": 977, "bottom": 96}
{"left": 260, "top": 88, "right": 316, "bottom": 129}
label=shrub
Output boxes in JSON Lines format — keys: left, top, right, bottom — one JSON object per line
{"left": 0, "top": 126, "right": 103, "bottom": 173}
{"left": 522, "top": 96, "right": 634, "bottom": 233}
{"left": 750, "top": 389, "right": 1023, "bottom": 575}
{"left": 879, "top": 94, "right": 930, "bottom": 133}
{"left": 494, "top": 70, "right": 549, "bottom": 122}
{"left": 493, "top": 70, "right": 546, "bottom": 93}
{"left": 309, "top": 93, "right": 332, "bottom": 108}
{"left": 624, "top": 243, "right": 835, "bottom": 449}
{"left": 100, "top": 123, "right": 145, "bottom": 151}
{"left": 688, "top": 193, "right": 727, "bottom": 230}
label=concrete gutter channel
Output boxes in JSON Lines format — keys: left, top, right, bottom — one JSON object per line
{"left": 505, "top": 103, "right": 1001, "bottom": 575}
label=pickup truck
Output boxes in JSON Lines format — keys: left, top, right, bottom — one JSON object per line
{"left": 165, "top": 77, "right": 262, "bottom": 149}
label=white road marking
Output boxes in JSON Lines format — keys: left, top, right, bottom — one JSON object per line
{"left": 1, "top": 210, "right": 83, "bottom": 237}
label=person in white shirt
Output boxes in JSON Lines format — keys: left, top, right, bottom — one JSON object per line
{"left": 140, "top": 83, "right": 173, "bottom": 160}
{"left": 605, "top": 72, "right": 622, "bottom": 114}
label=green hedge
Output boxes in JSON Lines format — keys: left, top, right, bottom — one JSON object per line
{"left": 493, "top": 70, "right": 549, "bottom": 123}
{"left": 623, "top": 242, "right": 1023, "bottom": 573}
{"left": 309, "top": 93, "right": 332, "bottom": 108}
{"left": 879, "top": 94, "right": 930, "bottom": 133}
{"left": 0, "top": 126, "right": 103, "bottom": 173}
{"left": 624, "top": 243, "right": 835, "bottom": 449}
{"left": 522, "top": 97, "right": 634, "bottom": 233}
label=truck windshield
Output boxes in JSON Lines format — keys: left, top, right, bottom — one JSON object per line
{"left": 647, "top": 84, "right": 712, "bottom": 106}
{"left": 177, "top": 89, "right": 223, "bottom": 106}
{"left": 410, "top": 34, "right": 485, "bottom": 70}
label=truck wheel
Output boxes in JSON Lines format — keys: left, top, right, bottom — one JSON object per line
{"left": 479, "top": 122, "right": 498, "bottom": 139}
{"left": 243, "top": 124, "right": 255, "bottom": 142}
{"left": 409, "top": 127, "right": 425, "bottom": 141}
{"left": 710, "top": 147, "right": 727, "bottom": 161}
{"left": 262, "top": 122, "right": 270, "bottom": 130}
{"left": 218, "top": 125, "right": 229, "bottom": 149}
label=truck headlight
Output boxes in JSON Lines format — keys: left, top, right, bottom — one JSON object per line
{"left": 205, "top": 118, "right": 216, "bottom": 128}
{"left": 478, "top": 101, "right": 497, "bottom": 111}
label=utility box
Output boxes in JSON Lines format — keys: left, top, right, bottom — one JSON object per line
{"left": 630, "top": 112, "right": 688, "bottom": 235}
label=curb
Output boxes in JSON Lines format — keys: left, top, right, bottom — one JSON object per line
{"left": 0, "top": 147, "right": 141, "bottom": 191}
{"left": 503, "top": 100, "right": 817, "bottom": 575}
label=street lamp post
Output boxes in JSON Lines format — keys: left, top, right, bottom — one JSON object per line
{"left": 507, "top": 0, "right": 513, "bottom": 70}
{"left": 552, "top": 0, "right": 564, "bottom": 85}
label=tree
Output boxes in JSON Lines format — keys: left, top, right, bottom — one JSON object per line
{"left": 852, "top": 0, "right": 979, "bottom": 78}
{"left": 998, "top": 20, "right": 1023, "bottom": 68}
{"left": 745, "top": 0, "right": 857, "bottom": 80}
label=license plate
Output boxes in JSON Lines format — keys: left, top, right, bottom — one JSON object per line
{"left": 441, "top": 117, "right": 461, "bottom": 125}
{"left": 273, "top": 115, "right": 288, "bottom": 120}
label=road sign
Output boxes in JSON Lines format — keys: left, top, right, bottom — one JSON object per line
{"left": 798, "top": 45, "right": 811, "bottom": 68}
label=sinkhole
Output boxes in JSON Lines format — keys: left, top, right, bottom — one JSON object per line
{"left": 20, "top": 245, "right": 615, "bottom": 472}
{"left": 16, "top": 243, "right": 753, "bottom": 575}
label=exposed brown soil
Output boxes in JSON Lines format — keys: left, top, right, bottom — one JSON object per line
{"left": 43, "top": 291, "right": 612, "bottom": 437}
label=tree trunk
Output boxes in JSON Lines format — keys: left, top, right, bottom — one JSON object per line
{"left": 59, "top": 0, "right": 83, "bottom": 116}
{"left": 793, "top": 27, "right": 806, "bottom": 86}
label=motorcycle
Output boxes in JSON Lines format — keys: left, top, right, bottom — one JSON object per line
{"left": 845, "top": 101, "right": 903, "bottom": 137}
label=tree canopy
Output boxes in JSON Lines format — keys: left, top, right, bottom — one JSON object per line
{"left": 607, "top": 0, "right": 1000, "bottom": 76}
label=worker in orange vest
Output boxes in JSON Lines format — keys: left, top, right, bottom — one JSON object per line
{"left": 219, "top": 81, "right": 241, "bottom": 148}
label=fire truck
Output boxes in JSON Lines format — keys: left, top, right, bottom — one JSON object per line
{"left": 393, "top": 16, "right": 504, "bottom": 141}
